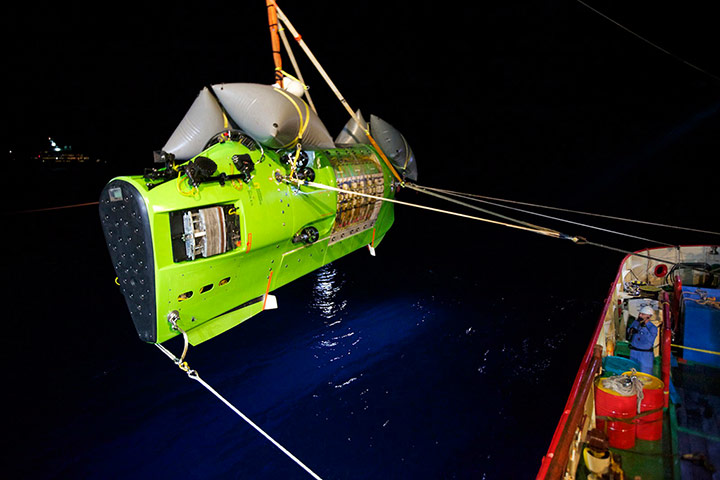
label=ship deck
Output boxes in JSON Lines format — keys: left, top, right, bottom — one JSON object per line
{"left": 576, "top": 357, "right": 720, "bottom": 480}
{"left": 607, "top": 414, "right": 673, "bottom": 479}
{"left": 538, "top": 247, "right": 720, "bottom": 479}
{"left": 673, "top": 359, "right": 720, "bottom": 479}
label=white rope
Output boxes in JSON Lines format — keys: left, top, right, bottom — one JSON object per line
{"left": 188, "top": 372, "right": 323, "bottom": 480}
{"left": 417, "top": 184, "right": 720, "bottom": 237}
{"left": 295, "top": 179, "right": 694, "bottom": 269}
{"left": 576, "top": 0, "right": 720, "bottom": 84}
{"left": 601, "top": 370, "right": 644, "bottom": 414}
{"left": 155, "top": 343, "right": 323, "bottom": 480}
{"left": 293, "top": 180, "right": 565, "bottom": 239}
{"left": 404, "top": 183, "right": 555, "bottom": 233}
{"left": 412, "top": 184, "right": 673, "bottom": 246}
{"left": 277, "top": 25, "right": 317, "bottom": 113}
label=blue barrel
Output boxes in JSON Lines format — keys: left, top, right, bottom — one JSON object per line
{"left": 602, "top": 356, "right": 640, "bottom": 377}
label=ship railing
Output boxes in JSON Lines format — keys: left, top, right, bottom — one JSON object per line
{"left": 537, "top": 250, "right": 629, "bottom": 478}
{"left": 536, "top": 287, "right": 612, "bottom": 477}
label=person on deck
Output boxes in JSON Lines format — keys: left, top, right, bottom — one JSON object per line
{"left": 627, "top": 305, "right": 658, "bottom": 375}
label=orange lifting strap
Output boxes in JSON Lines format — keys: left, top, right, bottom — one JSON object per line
{"left": 266, "top": 1, "right": 283, "bottom": 87}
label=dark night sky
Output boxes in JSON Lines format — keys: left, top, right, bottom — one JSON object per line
{"left": 4, "top": 1, "right": 719, "bottom": 224}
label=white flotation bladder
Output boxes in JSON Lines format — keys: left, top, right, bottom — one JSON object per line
{"left": 162, "top": 87, "right": 226, "bottom": 161}
{"left": 212, "top": 83, "right": 335, "bottom": 149}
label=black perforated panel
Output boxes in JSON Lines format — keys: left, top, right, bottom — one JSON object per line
{"left": 99, "top": 180, "right": 157, "bottom": 343}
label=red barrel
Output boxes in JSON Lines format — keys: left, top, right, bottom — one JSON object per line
{"left": 624, "top": 372, "right": 664, "bottom": 441}
{"left": 595, "top": 378, "right": 636, "bottom": 449}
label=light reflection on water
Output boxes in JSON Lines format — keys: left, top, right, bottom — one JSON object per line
{"left": 305, "top": 264, "right": 445, "bottom": 400}
{"left": 311, "top": 265, "right": 347, "bottom": 319}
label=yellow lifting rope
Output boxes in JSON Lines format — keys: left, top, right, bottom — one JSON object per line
{"left": 275, "top": 68, "right": 309, "bottom": 92}
{"left": 272, "top": 2, "right": 405, "bottom": 184}
{"left": 273, "top": 87, "right": 311, "bottom": 179}
{"left": 274, "top": 87, "right": 311, "bottom": 149}
{"left": 176, "top": 171, "right": 199, "bottom": 197}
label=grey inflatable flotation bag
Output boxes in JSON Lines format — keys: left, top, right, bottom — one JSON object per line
{"left": 212, "top": 83, "right": 335, "bottom": 150}
{"left": 162, "top": 87, "right": 226, "bottom": 161}
{"left": 335, "top": 109, "right": 369, "bottom": 145}
{"left": 369, "top": 115, "right": 418, "bottom": 181}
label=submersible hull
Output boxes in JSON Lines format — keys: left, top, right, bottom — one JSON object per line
{"left": 100, "top": 136, "right": 397, "bottom": 345}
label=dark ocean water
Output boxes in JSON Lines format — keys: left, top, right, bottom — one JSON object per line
{"left": 4, "top": 167, "right": 613, "bottom": 479}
